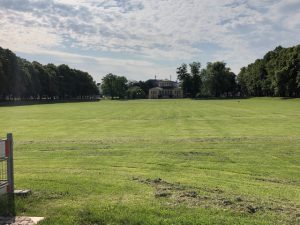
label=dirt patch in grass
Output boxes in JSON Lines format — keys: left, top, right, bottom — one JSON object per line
{"left": 133, "top": 177, "right": 300, "bottom": 223}
{"left": 76, "top": 209, "right": 106, "bottom": 225}
{"left": 180, "top": 152, "right": 216, "bottom": 157}
{"left": 182, "top": 136, "right": 300, "bottom": 143}
{"left": 254, "top": 177, "right": 299, "bottom": 185}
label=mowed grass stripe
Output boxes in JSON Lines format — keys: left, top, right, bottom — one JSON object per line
{"left": 0, "top": 98, "right": 299, "bottom": 225}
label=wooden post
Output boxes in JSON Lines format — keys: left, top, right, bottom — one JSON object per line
{"left": 7, "top": 133, "right": 14, "bottom": 194}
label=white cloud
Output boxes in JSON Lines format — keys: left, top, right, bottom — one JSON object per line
{"left": 15, "top": 48, "right": 174, "bottom": 81}
{"left": 0, "top": 12, "right": 62, "bottom": 53}
{"left": 0, "top": 0, "right": 299, "bottom": 80}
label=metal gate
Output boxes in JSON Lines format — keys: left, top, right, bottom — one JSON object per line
{"left": 0, "top": 134, "right": 14, "bottom": 195}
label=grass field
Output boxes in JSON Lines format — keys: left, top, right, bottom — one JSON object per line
{"left": 0, "top": 98, "right": 299, "bottom": 225}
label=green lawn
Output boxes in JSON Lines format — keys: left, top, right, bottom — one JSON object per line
{"left": 0, "top": 98, "right": 299, "bottom": 225}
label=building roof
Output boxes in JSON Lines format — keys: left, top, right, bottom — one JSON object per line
{"left": 149, "top": 87, "right": 163, "bottom": 91}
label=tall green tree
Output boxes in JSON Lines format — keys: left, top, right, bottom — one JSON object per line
{"left": 126, "top": 86, "right": 146, "bottom": 99}
{"left": 189, "top": 62, "right": 202, "bottom": 97}
{"left": 176, "top": 63, "right": 192, "bottom": 97}
{"left": 131, "top": 80, "right": 155, "bottom": 98}
{"left": 202, "top": 62, "right": 236, "bottom": 97}
{"left": 0, "top": 59, "right": 8, "bottom": 99}
{"left": 238, "top": 45, "right": 300, "bottom": 97}
{"left": 101, "top": 73, "right": 128, "bottom": 99}
{"left": 0, "top": 46, "right": 99, "bottom": 100}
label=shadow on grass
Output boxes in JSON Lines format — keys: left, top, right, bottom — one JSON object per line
{"left": 109, "top": 97, "right": 252, "bottom": 101}
{"left": 193, "top": 97, "right": 251, "bottom": 101}
{"left": 0, "top": 194, "right": 15, "bottom": 216}
{"left": 0, "top": 99, "right": 100, "bottom": 107}
{"left": 280, "top": 97, "right": 300, "bottom": 100}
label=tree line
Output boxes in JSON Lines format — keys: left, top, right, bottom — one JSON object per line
{"left": 0, "top": 47, "right": 99, "bottom": 101}
{"left": 238, "top": 45, "right": 300, "bottom": 97}
{"left": 176, "top": 45, "right": 300, "bottom": 98}
{"left": 176, "top": 61, "right": 236, "bottom": 98}
{"left": 101, "top": 61, "right": 237, "bottom": 99}
{"left": 1, "top": 45, "right": 299, "bottom": 100}
{"left": 101, "top": 45, "right": 300, "bottom": 99}
{"left": 101, "top": 73, "right": 158, "bottom": 99}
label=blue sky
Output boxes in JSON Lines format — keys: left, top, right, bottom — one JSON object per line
{"left": 0, "top": 0, "right": 299, "bottom": 82}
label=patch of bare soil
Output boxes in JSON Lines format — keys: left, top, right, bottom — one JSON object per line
{"left": 0, "top": 217, "right": 44, "bottom": 225}
{"left": 133, "top": 177, "right": 300, "bottom": 224}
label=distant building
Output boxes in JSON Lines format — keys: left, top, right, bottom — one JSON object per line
{"left": 149, "top": 79, "right": 183, "bottom": 99}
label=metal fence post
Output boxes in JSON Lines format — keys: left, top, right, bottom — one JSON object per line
{"left": 7, "top": 133, "right": 14, "bottom": 194}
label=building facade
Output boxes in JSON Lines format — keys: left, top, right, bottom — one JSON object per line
{"left": 149, "top": 79, "right": 183, "bottom": 99}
